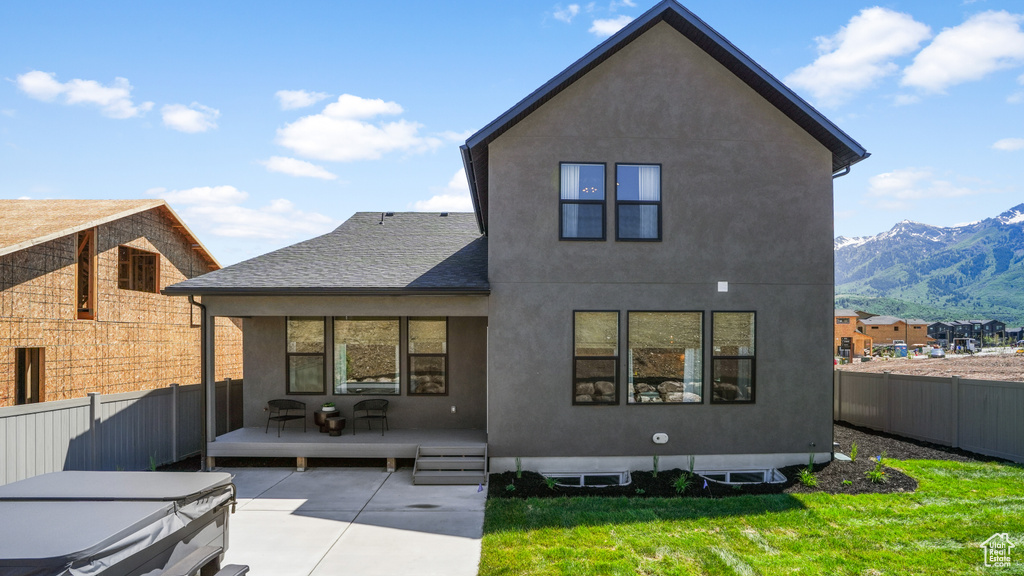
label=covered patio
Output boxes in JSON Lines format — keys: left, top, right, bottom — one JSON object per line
{"left": 208, "top": 427, "right": 487, "bottom": 463}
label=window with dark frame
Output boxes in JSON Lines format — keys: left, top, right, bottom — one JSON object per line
{"left": 286, "top": 317, "right": 325, "bottom": 394}
{"left": 560, "top": 163, "right": 606, "bottom": 240}
{"left": 627, "top": 311, "right": 702, "bottom": 404}
{"left": 15, "top": 348, "right": 44, "bottom": 405}
{"left": 615, "top": 164, "right": 661, "bottom": 241}
{"left": 77, "top": 229, "right": 96, "bottom": 319}
{"left": 117, "top": 245, "right": 159, "bottom": 293}
{"left": 333, "top": 317, "right": 399, "bottom": 395}
{"left": 836, "top": 318, "right": 850, "bottom": 324}
{"left": 711, "top": 312, "right": 755, "bottom": 404}
{"left": 573, "top": 311, "right": 619, "bottom": 405}
{"left": 408, "top": 317, "right": 448, "bottom": 395}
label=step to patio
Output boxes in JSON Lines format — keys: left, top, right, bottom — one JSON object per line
{"left": 413, "top": 444, "right": 488, "bottom": 485}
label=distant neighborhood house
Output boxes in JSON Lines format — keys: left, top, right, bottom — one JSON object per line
{"left": 0, "top": 199, "right": 242, "bottom": 407}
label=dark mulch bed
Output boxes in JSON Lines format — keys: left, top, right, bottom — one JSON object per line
{"left": 487, "top": 421, "right": 1010, "bottom": 500}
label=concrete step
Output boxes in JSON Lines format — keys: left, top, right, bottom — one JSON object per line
{"left": 412, "top": 470, "right": 487, "bottom": 485}
{"left": 413, "top": 443, "right": 488, "bottom": 485}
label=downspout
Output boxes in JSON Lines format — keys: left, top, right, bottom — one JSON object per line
{"left": 189, "top": 295, "right": 209, "bottom": 472}
{"left": 832, "top": 166, "right": 851, "bottom": 179}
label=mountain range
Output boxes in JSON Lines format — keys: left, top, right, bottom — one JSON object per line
{"left": 834, "top": 203, "right": 1024, "bottom": 327}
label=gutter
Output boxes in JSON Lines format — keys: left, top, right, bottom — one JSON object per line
{"left": 460, "top": 145, "right": 485, "bottom": 234}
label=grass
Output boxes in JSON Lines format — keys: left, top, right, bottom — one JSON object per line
{"left": 479, "top": 459, "right": 1024, "bottom": 575}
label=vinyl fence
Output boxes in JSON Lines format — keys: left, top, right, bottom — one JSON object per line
{"left": 0, "top": 379, "right": 242, "bottom": 486}
{"left": 834, "top": 370, "right": 1024, "bottom": 463}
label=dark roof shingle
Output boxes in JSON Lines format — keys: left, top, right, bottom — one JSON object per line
{"left": 164, "top": 212, "right": 488, "bottom": 295}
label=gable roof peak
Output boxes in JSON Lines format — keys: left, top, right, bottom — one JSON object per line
{"left": 461, "top": 0, "right": 868, "bottom": 233}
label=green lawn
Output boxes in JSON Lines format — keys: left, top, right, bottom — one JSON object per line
{"left": 480, "top": 460, "right": 1024, "bottom": 575}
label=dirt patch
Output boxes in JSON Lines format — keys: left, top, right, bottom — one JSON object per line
{"left": 836, "top": 352, "right": 1024, "bottom": 382}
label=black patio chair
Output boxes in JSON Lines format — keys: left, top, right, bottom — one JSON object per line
{"left": 352, "top": 399, "right": 389, "bottom": 436}
{"left": 265, "top": 399, "right": 306, "bottom": 437}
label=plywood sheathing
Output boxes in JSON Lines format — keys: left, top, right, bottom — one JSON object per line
{"left": 0, "top": 205, "right": 241, "bottom": 406}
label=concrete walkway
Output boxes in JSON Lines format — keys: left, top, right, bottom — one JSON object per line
{"left": 221, "top": 467, "right": 485, "bottom": 576}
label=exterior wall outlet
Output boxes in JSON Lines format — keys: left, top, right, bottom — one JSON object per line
{"left": 652, "top": 433, "right": 668, "bottom": 444}
{"left": 450, "top": 406, "right": 456, "bottom": 413}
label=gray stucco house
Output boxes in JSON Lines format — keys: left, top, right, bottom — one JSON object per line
{"left": 166, "top": 0, "right": 868, "bottom": 479}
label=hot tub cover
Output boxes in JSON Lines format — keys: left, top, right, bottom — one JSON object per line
{"left": 0, "top": 471, "right": 234, "bottom": 576}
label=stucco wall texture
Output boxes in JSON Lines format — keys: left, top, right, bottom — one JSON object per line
{"left": 240, "top": 315, "right": 487, "bottom": 430}
{"left": 0, "top": 208, "right": 243, "bottom": 406}
{"left": 485, "top": 23, "right": 835, "bottom": 458}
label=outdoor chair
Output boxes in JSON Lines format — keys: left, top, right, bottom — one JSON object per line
{"left": 352, "top": 399, "right": 389, "bottom": 436}
{"left": 265, "top": 399, "right": 306, "bottom": 437}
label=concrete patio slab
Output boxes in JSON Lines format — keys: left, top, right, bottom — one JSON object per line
{"left": 364, "top": 469, "right": 486, "bottom": 512}
{"left": 220, "top": 467, "right": 485, "bottom": 576}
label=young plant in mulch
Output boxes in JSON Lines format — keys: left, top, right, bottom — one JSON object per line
{"left": 798, "top": 454, "right": 818, "bottom": 487}
{"left": 866, "top": 452, "right": 889, "bottom": 484}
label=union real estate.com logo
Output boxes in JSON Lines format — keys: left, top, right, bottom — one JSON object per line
{"left": 982, "top": 533, "right": 1015, "bottom": 568}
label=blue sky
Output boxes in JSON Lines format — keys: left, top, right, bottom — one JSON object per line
{"left": 3, "top": 1, "right": 1023, "bottom": 264}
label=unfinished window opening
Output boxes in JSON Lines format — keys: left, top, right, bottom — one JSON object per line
{"left": 118, "top": 246, "right": 159, "bottom": 293}
{"left": 15, "top": 348, "right": 45, "bottom": 405}
{"left": 77, "top": 229, "right": 95, "bottom": 319}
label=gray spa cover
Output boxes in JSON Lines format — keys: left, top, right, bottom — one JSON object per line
{"left": 0, "top": 472, "right": 233, "bottom": 576}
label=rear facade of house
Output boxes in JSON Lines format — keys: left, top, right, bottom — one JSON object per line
{"left": 166, "top": 0, "right": 868, "bottom": 473}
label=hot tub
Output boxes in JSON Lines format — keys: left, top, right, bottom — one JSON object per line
{"left": 0, "top": 471, "right": 239, "bottom": 576}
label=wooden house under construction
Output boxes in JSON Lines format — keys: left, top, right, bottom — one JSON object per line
{"left": 0, "top": 199, "right": 242, "bottom": 407}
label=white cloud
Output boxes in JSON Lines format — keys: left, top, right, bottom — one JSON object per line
{"left": 992, "top": 137, "right": 1024, "bottom": 150}
{"left": 892, "top": 94, "right": 921, "bottom": 106}
{"left": 589, "top": 15, "right": 633, "bottom": 37}
{"left": 609, "top": 0, "right": 636, "bottom": 10}
{"left": 866, "top": 168, "right": 979, "bottom": 210}
{"left": 411, "top": 168, "right": 474, "bottom": 212}
{"left": 902, "top": 11, "right": 1024, "bottom": 93}
{"left": 275, "top": 89, "right": 331, "bottom": 110}
{"left": 153, "top": 185, "right": 248, "bottom": 205}
{"left": 553, "top": 4, "right": 580, "bottom": 23}
{"left": 15, "top": 70, "right": 153, "bottom": 118}
{"left": 1, "top": 109, "right": 15, "bottom": 117}
{"left": 276, "top": 94, "right": 443, "bottom": 162}
{"left": 438, "top": 129, "right": 474, "bottom": 142}
{"left": 161, "top": 102, "right": 219, "bottom": 133}
{"left": 262, "top": 156, "right": 338, "bottom": 180}
{"left": 785, "top": 8, "right": 931, "bottom": 108}
{"left": 147, "top": 185, "right": 336, "bottom": 239}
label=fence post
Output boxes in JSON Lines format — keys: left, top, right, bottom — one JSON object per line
{"left": 88, "top": 392, "right": 101, "bottom": 471}
{"left": 882, "top": 371, "right": 891, "bottom": 434}
{"left": 225, "top": 377, "right": 232, "bottom": 433}
{"left": 951, "top": 375, "right": 960, "bottom": 448}
{"left": 170, "top": 384, "right": 179, "bottom": 462}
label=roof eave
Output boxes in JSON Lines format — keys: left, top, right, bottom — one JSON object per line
{"left": 161, "top": 286, "right": 491, "bottom": 297}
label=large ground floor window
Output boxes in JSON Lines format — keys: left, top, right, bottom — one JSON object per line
{"left": 286, "top": 317, "right": 325, "bottom": 394}
{"left": 334, "top": 317, "right": 400, "bottom": 395}
{"left": 408, "top": 317, "right": 448, "bottom": 395}
{"left": 627, "top": 311, "right": 702, "bottom": 404}
{"left": 711, "top": 311, "right": 756, "bottom": 403}
{"left": 573, "top": 311, "right": 619, "bottom": 405}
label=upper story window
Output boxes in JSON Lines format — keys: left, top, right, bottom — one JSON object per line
{"left": 118, "top": 246, "right": 159, "bottom": 293}
{"left": 836, "top": 318, "right": 850, "bottom": 324}
{"left": 560, "top": 163, "right": 605, "bottom": 240}
{"left": 615, "top": 164, "right": 661, "bottom": 241}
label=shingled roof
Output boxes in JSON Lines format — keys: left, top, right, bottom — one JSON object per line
{"left": 163, "top": 212, "right": 488, "bottom": 296}
{"left": 0, "top": 199, "right": 218, "bottom": 266}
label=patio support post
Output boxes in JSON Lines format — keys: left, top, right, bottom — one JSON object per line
{"left": 204, "top": 312, "right": 217, "bottom": 469}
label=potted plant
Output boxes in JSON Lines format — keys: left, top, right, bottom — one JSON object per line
{"left": 321, "top": 402, "right": 337, "bottom": 413}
